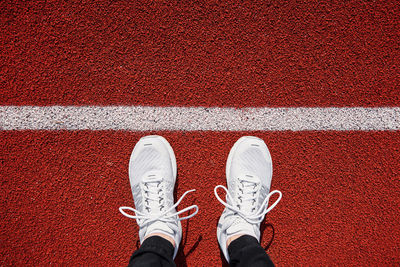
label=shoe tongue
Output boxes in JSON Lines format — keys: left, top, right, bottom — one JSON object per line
{"left": 237, "top": 176, "right": 259, "bottom": 213}
{"left": 145, "top": 221, "right": 175, "bottom": 236}
{"left": 141, "top": 172, "right": 164, "bottom": 213}
{"left": 226, "top": 217, "right": 256, "bottom": 238}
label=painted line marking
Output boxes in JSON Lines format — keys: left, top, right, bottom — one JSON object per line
{"left": 1, "top": 106, "right": 399, "bottom": 131}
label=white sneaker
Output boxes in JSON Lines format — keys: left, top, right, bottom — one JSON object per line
{"left": 214, "top": 136, "right": 282, "bottom": 262}
{"left": 119, "top": 135, "right": 198, "bottom": 259}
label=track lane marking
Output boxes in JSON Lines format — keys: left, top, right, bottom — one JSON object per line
{"left": 1, "top": 106, "right": 399, "bottom": 131}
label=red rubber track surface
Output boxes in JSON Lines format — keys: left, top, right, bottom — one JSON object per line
{"left": 1, "top": 131, "right": 399, "bottom": 266}
{"left": 1, "top": 0, "right": 399, "bottom": 107}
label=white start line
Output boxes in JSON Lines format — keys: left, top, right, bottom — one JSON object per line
{"left": 0, "top": 106, "right": 399, "bottom": 131}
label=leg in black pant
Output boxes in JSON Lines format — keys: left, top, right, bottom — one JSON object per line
{"left": 228, "top": 235, "right": 274, "bottom": 267}
{"left": 128, "top": 234, "right": 273, "bottom": 267}
{"left": 128, "top": 236, "right": 175, "bottom": 267}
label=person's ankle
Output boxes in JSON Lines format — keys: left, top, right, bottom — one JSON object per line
{"left": 226, "top": 234, "right": 245, "bottom": 248}
{"left": 144, "top": 233, "right": 176, "bottom": 247}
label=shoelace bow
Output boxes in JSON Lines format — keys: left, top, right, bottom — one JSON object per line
{"left": 214, "top": 177, "right": 282, "bottom": 224}
{"left": 119, "top": 177, "right": 198, "bottom": 228}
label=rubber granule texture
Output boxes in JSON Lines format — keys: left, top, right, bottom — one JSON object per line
{"left": 1, "top": 0, "right": 399, "bottom": 107}
{"left": 1, "top": 131, "right": 399, "bottom": 265}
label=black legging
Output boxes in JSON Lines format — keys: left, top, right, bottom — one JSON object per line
{"left": 128, "top": 235, "right": 274, "bottom": 267}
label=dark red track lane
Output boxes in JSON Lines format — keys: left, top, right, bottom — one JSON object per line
{"left": 1, "top": 1, "right": 399, "bottom": 107}
{"left": 1, "top": 131, "right": 399, "bottom": 265}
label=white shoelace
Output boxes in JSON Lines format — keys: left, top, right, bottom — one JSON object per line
{"left": 119, "top": 177, "right": 198, "bottom": 228}
{"left": 214, "top": 177, "right": 282, "bottom": 225}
